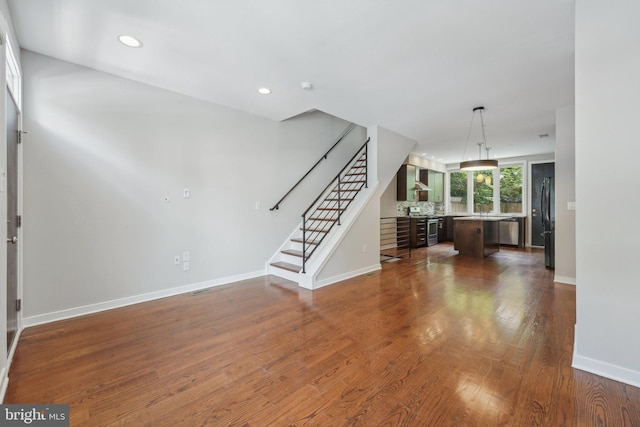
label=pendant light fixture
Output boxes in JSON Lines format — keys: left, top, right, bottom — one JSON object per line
{"left": 460, "top": 106, "right": 498, "bottom": 171}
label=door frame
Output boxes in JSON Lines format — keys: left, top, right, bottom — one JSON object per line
{"left": 1, "top": 31, "right": 23, "bottom": 375}
{"left": 528, "top": 159, "right": 555, "bottom": 247}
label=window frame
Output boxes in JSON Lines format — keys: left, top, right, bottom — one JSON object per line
{"left": 446, "top": 161, "right": 526, "bottom": 215}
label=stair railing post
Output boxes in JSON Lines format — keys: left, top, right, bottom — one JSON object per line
{"left": 302, "top": 214, "right": 306, "bottom": 274}
{"left": 337, "top": 175, "right": 341, "bottom": 226}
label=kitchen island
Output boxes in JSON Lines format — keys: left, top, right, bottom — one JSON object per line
{"left": 453, "top": 217, "right": 501, "bottom": 258}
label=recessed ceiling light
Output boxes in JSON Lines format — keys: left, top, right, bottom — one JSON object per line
{"left": 257, "top": 88, "right": 271, "bottom": 95}
{"left": 117, "top": 34, "right": 143, "bottom": 48}
{"left": 422, "top": 153, "right": 426, "bottom": 156}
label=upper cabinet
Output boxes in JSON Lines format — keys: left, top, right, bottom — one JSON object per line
{"left": 428, "top": 170, "right": 444, "bottom": 203}
{"left": 397, "top": 165, "right": 444, "bottom": 202}
{"left": 396, "top": 164, "right": 416, "bottom": 201}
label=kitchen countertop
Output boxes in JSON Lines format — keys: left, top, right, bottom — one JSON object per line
{"left": 453, "top": 216, "right": 503, "bottom": 221}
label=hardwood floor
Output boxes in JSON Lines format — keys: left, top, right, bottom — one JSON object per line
{"left": 6, "top": 243, "right": 640, "bottom": 426}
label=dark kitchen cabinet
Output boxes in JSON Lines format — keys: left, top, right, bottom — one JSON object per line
{"left": 445, "top": 216, "right": 457, "bottom": 242}
{"left": 437, "top": 217, "right": 446, "bottom": 242}
{"left": 410, "top": 217, "right": 427, "bottom": 247}
{"left": 396, "top": 165, "right": 407, "bottom": 201}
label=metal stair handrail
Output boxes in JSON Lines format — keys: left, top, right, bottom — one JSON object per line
{"left": 269, "top": 123, "right": 357, "bottom": 211}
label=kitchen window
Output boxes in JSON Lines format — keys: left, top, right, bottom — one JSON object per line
{"left": 447, "top": 162, "right": 524, "bottom": 215}
{"left": 499, "top": 165, "right": 523, "bottom": 213}
{"left": 473, "top": 170, "right": 494, "bottom": 214}
{"left": 449, "top": 171, "right": 467, "bottom": 213}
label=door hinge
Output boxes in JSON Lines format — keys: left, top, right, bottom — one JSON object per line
{"left": 17, "top": 130, "right": 28, "bottom": 144}
{"left": 16, "top": 299, "right": 21, "bottom": 312}
{"left": 17, "top": 215, "right": 22, "bottom": 228}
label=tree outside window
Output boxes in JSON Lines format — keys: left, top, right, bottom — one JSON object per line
{"left": 449, "top": 171, "right": 467, "bottom": 213}
{"left": 500, "top": 166, "right": 523, "bottom": 213}
{"left": 473, "top": 170, "right": 493, "bottom": 214}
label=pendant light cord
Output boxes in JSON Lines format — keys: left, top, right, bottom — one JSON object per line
{"left": 461, "top": 110, "right": 477, "bottom": 161}
{"left": 478, "top": 108, "right": 488, "bottom": 159}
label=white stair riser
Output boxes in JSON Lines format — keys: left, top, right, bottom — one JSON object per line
{"left": 268, "top": 266, "right": 300, "bottom": 282}
{"left": 278, "top": 253, "right": 305, "bottom": 265}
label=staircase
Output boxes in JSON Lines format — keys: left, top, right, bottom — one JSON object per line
{"left": 269, "top": 139, "right": 369, "bottom": 281}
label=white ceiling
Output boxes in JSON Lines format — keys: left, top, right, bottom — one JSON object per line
{"left": 7, "top": 0, "right": 575, "bottom": 165}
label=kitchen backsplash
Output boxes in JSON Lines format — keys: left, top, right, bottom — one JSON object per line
{"left": 397, "top": 201, "right": 443, "bottom": 216}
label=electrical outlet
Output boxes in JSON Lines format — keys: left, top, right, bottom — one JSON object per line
{"left": 254, "top": 201, "right": 260, "bottom": 210}
{"left": 174, "top": 256, "right": 181, "bottom": 265}
{"left": 183, "top": 251, "right": 190, "bottom": 261}
{"left": 183, "top": 261, "right": 190, "bottom": 271}
{"left": 183, "top": 188, "right": 191, "bottom": 198}
{"left": 362, "top": 244, "right": 367, "bottom": 253}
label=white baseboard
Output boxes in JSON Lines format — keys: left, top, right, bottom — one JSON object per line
{"left": 311, "top": 264, "right": 382, "bottom": 290}
{"left": 554, "top": 275, "right": 576, "bottom": 285}
{"left": 23, "top": 270, "right": 265, "bottom": 327}
{"left": 572, "top": 339, "right": 640, "bottom": 389}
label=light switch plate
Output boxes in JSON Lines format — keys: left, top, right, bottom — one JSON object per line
{"left": 567, "top": 201, "right": 576, "bottom": 211}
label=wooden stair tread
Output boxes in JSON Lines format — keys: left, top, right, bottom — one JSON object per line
{"left": 316, "top": 207, "right": 346, "bottom": 211}
{"left": 291, "top": 238, "right": 320, "bottom": 245}
{"left": 281, "top": 249, "right": 305, "bottom": 257}
{"left": 270, "top": 261, "right": 301, "bottom": 273}
{"left": 301, "top": 227, "right": 330, "bottom": 233}
{"left": 308, "top": 217, "right": 337, "bottom": 222}
{"left": 325, "top": 197, "right": 354, "bottom": 202}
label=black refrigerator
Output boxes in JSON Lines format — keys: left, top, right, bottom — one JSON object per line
{"left": 541, "top": 177, "right": 555, "bottom": 268}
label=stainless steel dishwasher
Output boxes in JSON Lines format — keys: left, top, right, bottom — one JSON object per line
{"left": 499, "top": 218, "right": 520, "bottom": 246}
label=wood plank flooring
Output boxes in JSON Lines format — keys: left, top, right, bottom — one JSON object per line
{"left": 6, "top": 243, "right": 640, "bottom": 426}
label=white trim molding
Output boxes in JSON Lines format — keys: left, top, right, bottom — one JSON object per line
{"left": 572, "top": 328, "right": 640, "bottom": 389}
{"left": 312, "top": 264, "right": 382, "bottom": 290}
{"left": 23, "top": 270, "right": 265, "bottom": 327}
{"left": 554, "top": 275, "right": 576, "bottom": 285}
{"left": 572, "top": 354, "right": 640, "bottom": 389}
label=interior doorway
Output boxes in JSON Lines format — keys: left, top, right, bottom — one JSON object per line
{"left": 6, "top": 87, "right": 19, "bottom": 351}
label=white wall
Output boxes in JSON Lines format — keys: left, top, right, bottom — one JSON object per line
{"left": 573, "top": 0, "right": 640, "bottom": 387}
{"left": 554, "top": 105, "right": 576, "bottom": 284}
{"left": 380, "top": 175, "right": 397, "bottom": 218}
{"left": 21, "top": 51, "right": 368, "bottom": 324}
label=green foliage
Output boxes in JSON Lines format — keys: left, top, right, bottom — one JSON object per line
{"left": 473, "top": 171, "right": 493, "bottom": 206}
{"left": 500, "top": 166, "right": 523, "bottom": 203}
{"left": 450, "top": 171, "right": 467, "bottom": 202}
